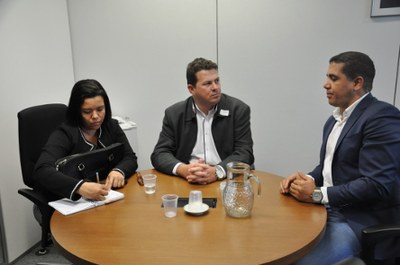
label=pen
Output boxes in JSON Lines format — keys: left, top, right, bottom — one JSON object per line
{"left": 96, "top": 172, "right": 100, "bottom": 183}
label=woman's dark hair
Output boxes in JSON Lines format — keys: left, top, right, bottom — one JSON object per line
{"left": 66, "top": 79, "right": 112, "bottom": 127}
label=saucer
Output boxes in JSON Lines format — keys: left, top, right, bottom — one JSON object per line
{"left": 183, "top": 203, "right": 209, "bottom": 216}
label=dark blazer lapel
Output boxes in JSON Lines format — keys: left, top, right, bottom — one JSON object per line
{"left": 179, "top": 97, "right": 199, "bottom": 160}
{"left": 212, "top": 94, "right": 230, "bottom": 157}
{"left": 334, "top": 94, "right": 374, "bottom": 152}
{"left": 185, "top": 97, "right": 197, "bottom": 122}
{"left": 321, "top": 117, "right": 336, "bottom": 161}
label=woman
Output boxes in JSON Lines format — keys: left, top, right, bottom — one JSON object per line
{"left": 34, "top": 79, "right": 138, "bottom": 201}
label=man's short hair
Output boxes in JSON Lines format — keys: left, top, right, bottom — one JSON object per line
{"left": 329, "top": 51, "right": 375, "bottom": 92}
{"left": 186, "top": 58, "right": 218, "bottom": 86}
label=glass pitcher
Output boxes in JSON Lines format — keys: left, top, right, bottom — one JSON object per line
{"left": 222, "top": 162, "right": 261, "bottom": 218}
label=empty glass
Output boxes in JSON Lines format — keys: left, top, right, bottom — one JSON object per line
{"left": 162, "top": 194, "right": 179, "bottom": 218}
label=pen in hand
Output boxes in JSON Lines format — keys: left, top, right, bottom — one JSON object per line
{"left": 96, "top": 172, "right": 100, "bottom": 184}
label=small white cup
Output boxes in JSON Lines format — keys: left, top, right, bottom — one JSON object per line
{"left": 142, "top": 174, "right": 157, "bottom": 194}
{"left": 162, "top": 194, "right": 179, "bottom": 218}
{"left": 188, "top": 190, "right": 203, "bottom": 211}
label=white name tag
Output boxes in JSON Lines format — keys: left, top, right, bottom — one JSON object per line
{"left": 220, "top": 109, "right": 229, "bottom": 116}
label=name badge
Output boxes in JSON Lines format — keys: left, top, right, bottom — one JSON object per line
{"left": 220, "top": 109, "right": 229, "bottom": 116}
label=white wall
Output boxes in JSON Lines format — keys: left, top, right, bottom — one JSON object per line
{"left": 218, "top": 0, "right": 400, "bottom": 175}
{"left": 67, "top": 0, "right": 217, "bottom": 170}
{"left": 0, "top": 0, "right": 399, "bottom": 262}
{"left": 0, "top": 0, "right": 74, "bottom": 261}
{"left": 68, "top": 0, "right": 400, "bottom": 175}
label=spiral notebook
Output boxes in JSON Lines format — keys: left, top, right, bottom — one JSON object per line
{"left": 48, "top": 190, "right": 124, "bottom": 216}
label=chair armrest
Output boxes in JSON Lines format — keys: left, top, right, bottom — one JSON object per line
{"left": 362, "top": 224, "right": 400, "bottom": 241}
{"left": 361, "top": 224, "right": 400, "bottom": 264}
{"left": 18, "top": 188, "right": 49, "bottom": 208}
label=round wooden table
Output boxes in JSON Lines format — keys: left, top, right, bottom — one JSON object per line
{"left": 51, "top": 170, "right": 326, "bottom": 265}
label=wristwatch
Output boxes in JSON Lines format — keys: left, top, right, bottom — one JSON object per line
{"left": 312, "top": 187, "right": 323, "bottom": 204}
{"left": 215, "top": 165, "right": 225, "bottom": 180}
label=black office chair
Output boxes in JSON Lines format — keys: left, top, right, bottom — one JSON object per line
{"left": 361, "top": 224, "right": 400, "bottom": 265}
{"left": 17, "top": 103, "right": 67, "bottom": 255}
{"left": 335, "top": 257, "right": 366, "bottom": 265}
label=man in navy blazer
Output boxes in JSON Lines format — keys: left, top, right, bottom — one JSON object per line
{"left": 151, "top": 58, "right": 254, "bottom": 184}
{"left": 280, "top": 51, "right": 400, "bottom": 264}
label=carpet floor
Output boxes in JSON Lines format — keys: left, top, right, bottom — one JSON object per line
{"left": 10, "top": 243, "right": 72, "bottom": 265}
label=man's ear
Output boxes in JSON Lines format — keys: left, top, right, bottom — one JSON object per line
{"left": 188, "top": 84, "right": 195, "bottom": 94}
{"left": 353, "top": 76, "right": 365, "bottom": 91}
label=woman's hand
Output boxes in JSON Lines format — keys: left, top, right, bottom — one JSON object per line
{"left": 105, "top": 170, "right": 125, "bottom": 190}
{"left": 78, "top": 182, "right": 109, "bottom": 200}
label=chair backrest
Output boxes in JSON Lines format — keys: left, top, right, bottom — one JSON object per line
{"left": 18, "top": 103, "right": 67, "bottom": 188}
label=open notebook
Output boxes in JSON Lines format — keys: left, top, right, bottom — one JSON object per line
{"left": 48, "top": 190, "right": 124, "bottom": 216}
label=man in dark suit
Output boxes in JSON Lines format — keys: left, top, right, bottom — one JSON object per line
{"left": 280, "top": 51, "right": 400, "bottom": 264}
{"left": 151, "top": 58, "right": 254, "bottom": 184}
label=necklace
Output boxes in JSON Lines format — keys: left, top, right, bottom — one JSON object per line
{"left": 81, "top": 129, "right": 98, "bottom": 144}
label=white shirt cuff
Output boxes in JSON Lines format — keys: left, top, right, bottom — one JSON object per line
{"left": 320, "top": 186, "right": 329, "bottom": 204}
{"left": 172, "top": 162, "right": 183, "bottom": 175}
